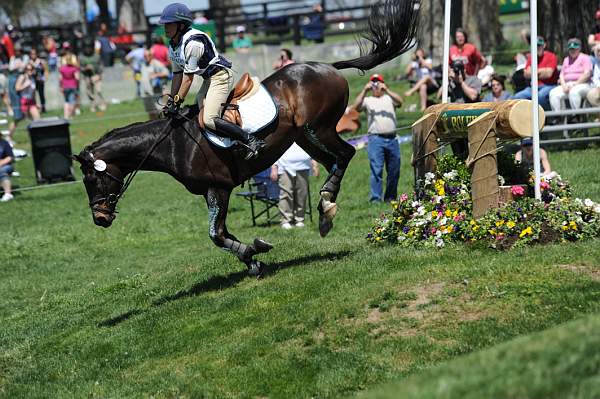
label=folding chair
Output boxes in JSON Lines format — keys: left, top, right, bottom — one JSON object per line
{"left": 236, "top": 169, "right": 281, "bottom": 226}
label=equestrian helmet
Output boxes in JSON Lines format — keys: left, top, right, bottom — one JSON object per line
{"left": 159, "top": 3, "right": 193, "bottom": 24}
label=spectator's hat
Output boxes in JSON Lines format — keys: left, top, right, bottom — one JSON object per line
{"left": 369, "top": 74, "right": 384, "bottom": 83}
{"left": 567, "top": 38, "right": 581, "bottom": 50}
{"left": 536, "top": 36, "right": 545, "bottom": 46}
{"left": 596, "top": 9, "right": 600, "bottom": 19}
{"left": 62, "top": 41, "right": 71, "bottom": 49}
{"left": 236, "top": 25, "right": 246, "bottom": 33}
{"left": 521, "top": 138, "right": 533, "bottom": 146}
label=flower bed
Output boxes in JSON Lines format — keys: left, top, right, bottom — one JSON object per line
{"left": 368, "top": 155, "right": 600, "bottom": 249}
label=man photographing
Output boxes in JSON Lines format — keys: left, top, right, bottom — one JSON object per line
{"left": 352, "top": 74, "right": 403, "bottom": 202}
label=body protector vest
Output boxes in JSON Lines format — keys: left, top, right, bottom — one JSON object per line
{"left": 169, "top": 28, "right": 232, "bottom": 79}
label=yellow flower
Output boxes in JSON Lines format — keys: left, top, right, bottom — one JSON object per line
{"left": 569, "top": 221, "right": 578, "bottom": 231}
{"left": 562, "top": 225, "right": 569, "bottom": 231}
{"left": 446, "top": 225, "right": 454, "bottom": 233}
{"left": 519, "top": 226, "right": 533, "bottom": 238}
{"left": 452, "top": 210, "right": 458, "bottom": 217}
{"left": 445, "top": 209, "right": 452, "bottom": 217}
{"left": 432, "top": 210, "right": 439, "bottom": 218}
{"left": 375, "top": 237, "right": 382, "bottom": 241}
{"left": 470, "top": 220, "right": 476, "bottom": 225}
{"left": 438, "top": 188, "right": 445, "bottom": 196}
{"left": 495, "top": 220, "right": 505, "bottom": 227}
{"left": 507, "top": 221, "right": 516, "bottom": 229}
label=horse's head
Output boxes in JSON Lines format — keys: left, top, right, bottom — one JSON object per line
{"left": 73, "top": 150, "right": 125, "bottom": 228}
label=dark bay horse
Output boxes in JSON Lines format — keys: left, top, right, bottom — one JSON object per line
{"left": 75, "top": 0, "right": 420, "bottom": 275}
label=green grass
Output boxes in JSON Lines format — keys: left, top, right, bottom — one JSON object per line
{"left": 1, "top": 86, "right": 600, "bottom": 398}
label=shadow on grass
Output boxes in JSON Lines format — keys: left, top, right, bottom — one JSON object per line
{"left": 98, "top": 250, "right": 352, "bottom": 328}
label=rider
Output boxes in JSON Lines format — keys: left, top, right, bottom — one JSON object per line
{"left": 159, "top": 3, "right": 265, "bottom": 159}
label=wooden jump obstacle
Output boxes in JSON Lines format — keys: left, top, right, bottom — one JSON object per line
{"left": 411, "top": 100, "right": 545, "bottom": 218}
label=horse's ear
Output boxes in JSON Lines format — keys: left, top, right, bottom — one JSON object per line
{"left": 72, "top": 154, "right": 84, "bottom": 164}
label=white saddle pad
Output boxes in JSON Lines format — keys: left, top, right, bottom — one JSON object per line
{"left": 204, "top": 84, "right": 277, "bottom": 148}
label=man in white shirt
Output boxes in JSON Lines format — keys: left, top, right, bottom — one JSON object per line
{"left": 352, "top": 74, "right": 403, "bottom": 202}
{"left": 270, "top": 143, "right": 319, "bottom": 229}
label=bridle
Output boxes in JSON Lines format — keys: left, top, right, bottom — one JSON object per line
{"left": 88, "top": 110, "right": 177, "bottom": 216}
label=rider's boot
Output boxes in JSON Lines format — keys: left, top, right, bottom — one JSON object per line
{"left": 213, "top": 118, "right": 265, "bottom": 160}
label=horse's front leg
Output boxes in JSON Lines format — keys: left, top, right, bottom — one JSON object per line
{"left": 205, "top": 187, "right": 273, "bottom": 276}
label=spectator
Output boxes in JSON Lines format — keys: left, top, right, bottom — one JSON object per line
{"left": 80, "top": 40, "right": 106, "bottom": 112}
{"left": 273, "top": 48, "right": 295, "bottom": 70}
{"left": 60, "top": 42, "right": 79, "bottom": 67}
{"left": 140, "top": 49, "right": 170, "bottom": 96}
{"left": 483, "top": 74, "right": 511, "bottom": 102}
{"left": 150, "top": 36, "right": 169, "bottom": 68}
{"left": 448, "top": 60, "right": 482, "bottom": 159}
{"left": 303, "top": 4, "right": 325, "bottom": 44}
{"left": 29, "top": 49, "right": 47, "bottom": 113}
{"left": 59, "top": 54, "right": 80, "bottom": 119}
{"left": 449, "top": 28, "right": 486, "bottom": 77}
{"left": 125, "top": 41, "right": 146, "bottom": 97}
{"left": 232, "top": 26, "right": 253, "bottom": 54}
{"left": 549, "top": 38, "right": 592, "bottom": 111}
{"left": 15, "top": 63, "right": 41, "bottom": 121}
{"left": 352, "top": 73, "right": 403, "bottom": 202}
{"left": 95, "top": 23, "right": 116, "bottom": 67}
{"left": 0, "top": 43, "right": 11, "bottom": 116}
{"left": 6, "top": 44, "right": 28, "bottom": 143}
{"left": 403, "top": 48, "right": 438, "bottom": 111}
{"left": 588, "top": 9, "right": 600, "bottom": 60}
{"left": 0, "top": 135, "right": 14, "bottom": 202}
{"left": 42, "top": 35, "right": 58, "bottom": 72}
{"left": 586, "top": 48, "right": 600, "bottom": 110}
{"left": 270, "top": 143, "right": 319, "bottom": 229}
{"left": 515, "top": 138, "right": 555, "bottom": 178}
{"left": 1, "top": 26, "right": 15, "bottom": 58}
{"left": 511, "top": 36, "right": 559, "bottom": 110}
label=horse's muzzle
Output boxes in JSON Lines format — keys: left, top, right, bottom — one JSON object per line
{"left": 93, "top": 210, "right": 115, "bottom": 228}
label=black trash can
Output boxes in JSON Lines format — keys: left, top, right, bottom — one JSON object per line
{"left": 27, "top": 118, "right": 75, "bottom": 184}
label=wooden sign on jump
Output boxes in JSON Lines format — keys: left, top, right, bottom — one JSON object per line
{"left": 411, "top": 100, "right": 545, "bottom": 218}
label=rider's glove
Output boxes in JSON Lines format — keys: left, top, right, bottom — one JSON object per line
{"left": 162, "top": 95, "right": 184, "bottom": 117}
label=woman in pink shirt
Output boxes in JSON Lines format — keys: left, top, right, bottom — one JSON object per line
{"left": 59, "top": 54, "right": 80, "bottom": 119}
{"left": 549, "top": 38, "right": 593, "bottom": 111}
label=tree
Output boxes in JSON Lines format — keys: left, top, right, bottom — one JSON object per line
{"left": 538, "top": 0, "right": 596, "bottom": 56}
{"left": 418, "top": 0, "right": 503, "bottom": 62}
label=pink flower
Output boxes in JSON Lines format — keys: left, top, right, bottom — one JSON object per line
{"left": 540, "top": 181, "right": 550, "bottom": 191}
{"left": 430, "top": 227, "right": 437, "bottom": 234}
{"left": 453, "top": 215, "right": 463, "bottom": 222}
{"left": 511, "top": 185, "right": 525, "bottom": 197}
{"left": 400, "top": 193, "right": 409, "bottom": 202}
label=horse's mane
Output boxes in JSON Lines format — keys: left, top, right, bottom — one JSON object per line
{"left": 85, "top": 118, "right": 167, "bottom": 151}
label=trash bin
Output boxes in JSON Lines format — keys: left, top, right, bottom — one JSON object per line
{"left": 27, "top": 118, "right": 75, "bottom": 184}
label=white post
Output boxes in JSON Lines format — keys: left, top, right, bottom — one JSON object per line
{"left": 530, "top": 0, "right": 541, "bottom": 200}
{"left": 442, "top": 0, "right": 451, "bottom": 103}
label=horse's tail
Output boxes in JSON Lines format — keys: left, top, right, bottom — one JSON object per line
{"left": 331, "top": 0, "right": 420, "bottom": 72}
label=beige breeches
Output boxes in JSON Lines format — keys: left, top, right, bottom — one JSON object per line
{"left": 196, "top": 68, "right": 234, "bottom": 130}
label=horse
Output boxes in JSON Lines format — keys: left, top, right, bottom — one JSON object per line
{"left": 74, "top": 0, "right": 420, "bottom": 276}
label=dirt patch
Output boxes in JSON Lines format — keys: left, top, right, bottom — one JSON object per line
{"left": 403, "top": 282, "right": 445, "bottom": 320}
{"left": 367, "top": 308, "right": 384, "bottom": 323}
{"left": 557, "top": 264, "right": 600, "bottom": 281}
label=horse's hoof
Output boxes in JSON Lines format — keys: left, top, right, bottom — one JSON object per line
{"left": 247, "top": 260, "right": 265, "bottom": 278}
{"left": 253, "top": 238, "right": 273, "bottom": 253}
{"left": 319, "top": 217, "right": 334, "bottom": 237}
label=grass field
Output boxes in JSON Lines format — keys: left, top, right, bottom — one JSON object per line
{"left": 2, "top": 75, "right": 600, "bottom": 398}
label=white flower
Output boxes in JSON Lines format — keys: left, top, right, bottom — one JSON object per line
{"left": 415, "top": 219, "right": 426, "bottom": 226}
{"left": 426, "top": 212, "right": 432, "bottom": 221}
{"left": 435, "top": 230, "right": 443, "bottom": 238}
{"left": 439, "top": 217, "right": 447, "bottom": 226}
{"left": 575, "top": 198, "right": 583, "bottom": 205}
{"left": 412, "top": 201, "right": 420, "bottom": 208}
{"left": 498, "top": 175, "right": 505, "bottom": 186}
{"left": 425, "top": 172, "right": 435, "bottom": 181}
{"left": 417, "top": 206, "right": 426, "bottom": 216}
{"left": 433, "top": 195, "right": 443, "bottom": 204}
{"left": 594, "top": 205, "right": 600, "bottom": 214}
{"left": 443, "top": 170, "right": 457, "bottom": 180}
{"left": 397, "top": 236, "right": 406, "bottom": 242}
{"left": 435, "top": 238, "right": 445, "bottom": 248}
{"left": 584, "top": 198, "right": 594, "bottom": 207}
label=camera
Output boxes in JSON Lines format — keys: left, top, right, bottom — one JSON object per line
{"left": 451, "top": 61, "right": 465, "bottom": 80}
{"left": 371, "top": 81, "right": 379, "bottom": 89}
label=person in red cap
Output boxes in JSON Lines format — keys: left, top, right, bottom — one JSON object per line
{"left": 588, "top": 9, "right": 600, "bottom": 57}
{"left": 352, "top": 73, "right": 403, "bottom": 202}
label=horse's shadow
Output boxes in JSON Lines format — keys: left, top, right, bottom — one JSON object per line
{"left": 98, "top": 250, "right": 352, "bottom": 328}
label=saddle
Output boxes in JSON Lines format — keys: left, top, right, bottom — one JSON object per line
{"left": 198, "top": 73, "right": 261, "bottom": 130}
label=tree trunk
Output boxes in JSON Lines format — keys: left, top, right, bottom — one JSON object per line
{"left": 117, "top": 0, "right": 147, "bottom": 39}
{"left": 538, "top": 0, "right": 596, "bottom": 55}
{"left": 418, "top": 0, "right": 503, "bottom": 64}
{"left": 96, "top": 0, "right": 110, "bottom": 26}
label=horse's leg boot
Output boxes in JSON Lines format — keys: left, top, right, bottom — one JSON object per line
{"left": 214, "top": 118, "right": 265, "bottom": 160}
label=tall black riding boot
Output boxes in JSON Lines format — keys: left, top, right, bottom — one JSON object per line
{"left": 213, "top": 118, "right": 265, "bottom": 160}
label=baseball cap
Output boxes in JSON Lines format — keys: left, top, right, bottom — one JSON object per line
{"left": 369, "top": 74, "right": 384, "bottom": 83}
{"left": 567, "top": 38, "right": 581, "bottom": 50}
{"left": 536, "top": 36, "right": 545, "bottom": 46}
{"left": 236, "top": 25, "right": 246, "bottom": 33}
{"left": 521, "top": 138, "right": 533, "bottom": 146}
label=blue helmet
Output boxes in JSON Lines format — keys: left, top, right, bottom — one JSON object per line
{"left": 159, "top": 3, "right": 193, "bottom": 24}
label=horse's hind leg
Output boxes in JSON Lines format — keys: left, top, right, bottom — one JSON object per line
{"left": 205, "top": 187, "right": 273, "bottom": 276}
{"left": 299, "top": 125, "right": 356, "bottom": 237}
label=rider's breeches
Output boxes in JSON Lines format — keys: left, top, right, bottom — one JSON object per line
{"left": 196, "top": 68, "right": 233, "bottom": 131}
